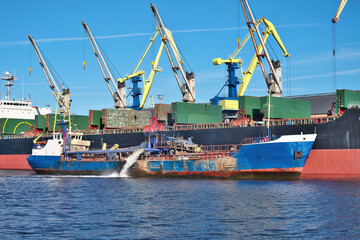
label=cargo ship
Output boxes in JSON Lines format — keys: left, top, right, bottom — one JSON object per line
{"left": 0, "top": 71, "right": 51, "bottom": 169}
{"left": 1, "top": 2, "right": 359, "bottom": 177}
{"left": 129, "top": 131, "right": 317, "bottom": 180}
{"left": 1, "top": 99, "right": 359, "bottom": 176}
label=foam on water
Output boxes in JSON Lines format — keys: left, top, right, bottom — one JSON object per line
{"left": 46, "top": 173, "right": 121, "bottom": 178}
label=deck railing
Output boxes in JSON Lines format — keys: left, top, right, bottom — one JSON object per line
{"left": 0, "top": 115, "right": 338, "bottom": 140}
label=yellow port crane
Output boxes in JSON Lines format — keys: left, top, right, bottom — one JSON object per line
{"left": 28, "top": 35, "right": 71, "bottom": 118}
{"left": 82, "top": 21, "right": 127, "bottom": 109}
{"left": 238, "top": 17, "right": 290, "bottom": 97}
{"left": 150, "top": 3, "right": 195, "bottom": 103}
{"left": 237, "top": 0, "right": 291, "bottom": 98}
{"left": 118, "top": 30, "right": 164, "bottom": 110}
{"left": 212, "top": 17, "right": 290, "bottom": 101}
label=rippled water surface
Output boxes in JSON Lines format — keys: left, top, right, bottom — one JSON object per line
{"left": 0, "top": 170, "right": 359, "bottom": 239}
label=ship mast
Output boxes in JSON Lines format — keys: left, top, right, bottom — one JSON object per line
{"left": 0, "top": 71, "right": 16, "bottom": 101}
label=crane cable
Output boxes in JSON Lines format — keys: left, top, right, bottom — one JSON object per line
{"left": 332, "top": 23, "right": 337, "bottom": 91}
{"left": 43, "top": 53, "right": 68, "bottom": 90}
{"left": 287, "top": 57, "right": 290, "bottom": 96}
{"left": 29, "top": 44, "right": 32, "bottom": 75}
{"left": 236, "top": 0, "right": 241, "bottom": 47}
{"left": 83, "top": 28, "right": 86, "bottom": 70}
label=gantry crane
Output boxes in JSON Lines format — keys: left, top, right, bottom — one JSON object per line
{"left": 82, "top": 21, "right": 126, "bottom": 109}
{"left": 28, "top": 34, "right": 70, "bottom": 115}
{"left": 150, "top": 3, "right": 195, "bottom": 103}
{"left": 118, "top": 30, "right": 164, "bottom": 110}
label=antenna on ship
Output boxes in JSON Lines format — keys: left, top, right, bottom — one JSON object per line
{"left": 0, "top": 71, "right": 16, "bottom": 101}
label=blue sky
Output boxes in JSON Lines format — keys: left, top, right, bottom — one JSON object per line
{"left": 0, "top": 0, "right": 359, "bottom": 115}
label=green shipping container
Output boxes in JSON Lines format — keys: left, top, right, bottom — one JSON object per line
{"left": 35, "top": 115, "right": 47, "bottom": 132}
{"left": 336, "top": 89, "right": 360, "bottom": 113}
{"left": 262, "top": 96, "right": 311, "bottom": 119}
{"left": 46, "top": 114, "right": 89, "bottom": 132}
{"left": 0, "top": 118, "right": 35, "bottom": 135}
{"left": 172, "top": 102, "right": 222, "bottom": 124}
{"left": 102, "top": 109, "right": 151, "bottom": 128}
{"left": 238, "top": 96, "right": 262, "bottom": 120}
{"left": 89, "top": 110, "right": 103, "bottom": 129}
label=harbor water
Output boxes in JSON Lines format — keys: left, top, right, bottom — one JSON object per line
{"left": 0, "top": 170, "right": 359, "bottom": 239}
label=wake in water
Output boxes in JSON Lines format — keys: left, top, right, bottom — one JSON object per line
{"left": 120, "top": 148, "right": 145, "bottom": 178}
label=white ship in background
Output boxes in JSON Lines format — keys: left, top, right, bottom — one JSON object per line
{"left": 0, "top": 71, "right": 51, "bottom": 120}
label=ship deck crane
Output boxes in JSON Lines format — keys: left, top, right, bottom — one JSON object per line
{"left": 150, "top": 3, "right": 195, "bottom": 103}
{"left": 82, "top": 21, "right": 126, "bottom": 109}
{"left": 28, "top": 34, "right": 70, "bottom": 115}
{"left": 118, "top": 30, "right": 164, "bottom": 110}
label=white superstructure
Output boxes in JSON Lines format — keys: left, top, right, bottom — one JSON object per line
{"left": 0, "top": 71, "right": 52, "bottom": 120}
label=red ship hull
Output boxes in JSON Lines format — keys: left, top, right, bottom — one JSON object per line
{"left": 302, "top": 149, "right": 360, "bottom": 176}
{"left": 0, "top": 154, "right": 32, "bottom": 170}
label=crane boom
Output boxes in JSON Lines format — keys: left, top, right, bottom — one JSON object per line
{"left": 140, "top": 42, "right": 164, "bottom": 109}
{"left": 240, "top": 0, "right": 282, "bottom": 95}
{"left": 150, "top": 3, "right": 195, "bottom": 103}
{"left": 238, "top": 18, "right": 290, "bottom": 97}
{"left": 82, "top": 21, "right": 126, "bottom": 109}
{"left": 118, "top": 30, "right": 160, "bottom": 83}
{"left": 28, "top": 34, "right": 70, "bottom": 114}
{"left": 332, "top": 0, "right": 348, "bottom": 23}
{"left": 118, "top": 30, "right": 164, "bottom": 110}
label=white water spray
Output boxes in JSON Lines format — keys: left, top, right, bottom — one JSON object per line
{"left": 120, "top": 148, "right": 145, "bottom": 178}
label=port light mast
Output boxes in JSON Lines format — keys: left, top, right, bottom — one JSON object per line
{"left": 82, "top": 21, "right": 126, "bottom": 109}
{"left": 118, "top": 30, "right": 164, "bottom": 110}
{"left": 240, "top": 0, "right": 283, "bottom": 96}
{"left": 28, "top": 34, "right": 70, "bottom": 115}
{"left": 150, "top": 3, "right": 195, "bottom": 103}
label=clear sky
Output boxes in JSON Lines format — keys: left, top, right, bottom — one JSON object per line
{"left": 0, "top": 0, "right": 359, "bottom": 115}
